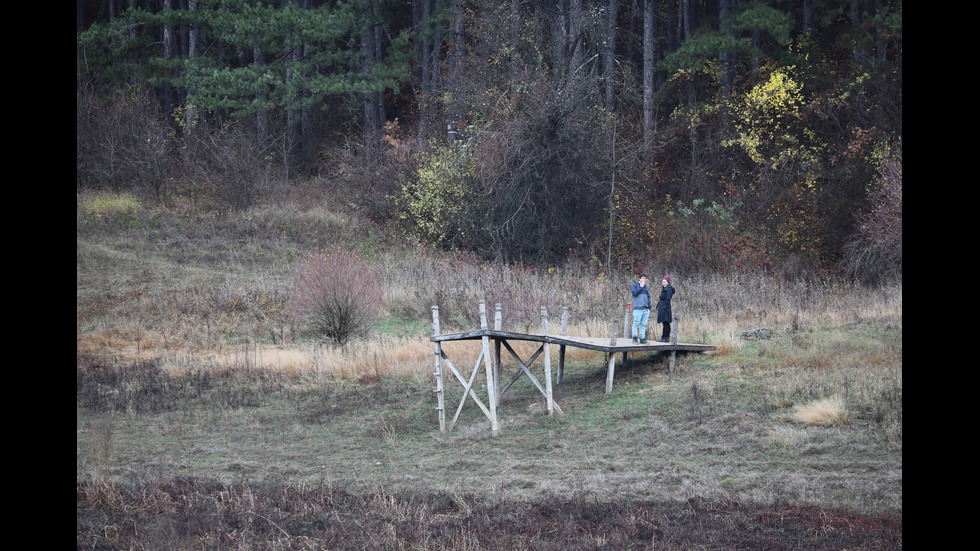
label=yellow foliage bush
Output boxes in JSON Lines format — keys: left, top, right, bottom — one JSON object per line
{"left": 399, "top": 143, "right": 475, "bottom": 247}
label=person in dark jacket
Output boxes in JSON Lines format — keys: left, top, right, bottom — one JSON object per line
{"left": 656, "top": 276, "right": 675, "bottom": 342}
{"left": 630, "top": 274, "right": 652, "bottom": 344}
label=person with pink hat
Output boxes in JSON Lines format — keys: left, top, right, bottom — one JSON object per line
{"left": 656, "top": 275, "right": 675, "bottom": 342}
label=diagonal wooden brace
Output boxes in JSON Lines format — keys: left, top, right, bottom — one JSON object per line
{"left": 442, "top": 349, "right": 493, "bottom": 431}
{"left": 499, "top": 340, "right": 561, "bottom": 415}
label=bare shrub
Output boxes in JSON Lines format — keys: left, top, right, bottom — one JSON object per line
{"left": 845, "top": 145, "right": 902, "bottom": 281}
{"left": 76, "top": 85, "right": 174, "bottom": 200}
{"left": 319, "top": 119, "right": 417, "bottom": 222}
{"left": 288, "top": 248, "right": 382, "bottom": 345}
{"left": 182, "top": 119, "right": 264, "bottom": 211}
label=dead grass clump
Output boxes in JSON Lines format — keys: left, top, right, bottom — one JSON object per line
{"left": 709, "top": 330, "right": 743, "bottom": 358}
{"left": 791, "top": 396, "right": 849, "bottom": 426}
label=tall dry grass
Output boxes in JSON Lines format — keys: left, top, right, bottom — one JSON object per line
{"left": 77, "top": 196, "right": 901, "bottom": 387}
{"left": 78, "top": 266, "right": 901, "bottom": 380}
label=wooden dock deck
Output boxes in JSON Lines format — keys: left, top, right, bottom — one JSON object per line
{"left": 432, "top": 329, "right": 716, "bottom": 354}
{"left": 429, "top": 301, "right": 715, "bottom": 433}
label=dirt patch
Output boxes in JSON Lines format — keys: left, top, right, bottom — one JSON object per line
{"left": 78, "top": 478, "right": 901, "bottom": 550}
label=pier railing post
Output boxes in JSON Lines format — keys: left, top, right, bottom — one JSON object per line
{"left": 623, "top": 306, "right": 630, "bottom": 339}
{"left": 606, "top": 318, "right": 618, "bottom": 393}
{"left": 669, "top": 315, "right": 679, "bottom": 372}
{"left": 493, "top": 303, "right": 502, "bottom": 407}
{"left": 622, "top": 305, "right": 630, "bottom": 363}
{"left": 541, "top": 306, "right": 554, "bottom": 415}
{"left": 479, "top": 301, "right": 499, "bottom": 431}
{"left": 432, "top": 306, "right": 445, "bottom": 432}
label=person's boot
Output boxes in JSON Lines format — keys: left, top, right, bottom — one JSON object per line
{"left": 640, "top": 337, "right": 648, "bottom": 344}
{"left": 632, "top": 337, "right": 638, "bottom": 344}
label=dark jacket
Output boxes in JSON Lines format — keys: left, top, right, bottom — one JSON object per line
{"left": 656, "top": 284, "right": 674, "bottom": 323}
{"left": 630, "top": 281, "right": 652, "bottom": 310}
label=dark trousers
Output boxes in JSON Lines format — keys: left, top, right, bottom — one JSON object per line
{"left": 661, "top": 321, "right": 671, "bottom": 341}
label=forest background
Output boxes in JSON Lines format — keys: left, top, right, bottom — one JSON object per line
{"left": 77, "top": 0, "right": 902, "bottom": 280}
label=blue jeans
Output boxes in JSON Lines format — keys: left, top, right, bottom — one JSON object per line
{"left": 632, "top": 308, "right": 650, "bottom": 339}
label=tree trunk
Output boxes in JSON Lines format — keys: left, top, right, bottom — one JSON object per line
{"left": 643, "top": 0, "right": 657, "bottom": 157}
{"left": 604, "top": 0, "right": 618, "bottom": 111}
{"left": 803, "top": 0, "right": 814, "bottom": 33}
{"left": 360, "top": 2, "right": 384, "bottom": 147}
{"left": 161, "top": 0, "right": 175, "bottom": 117}
{"left": 184, "top": 0, "right": 199, "bottom": 133}
{"left": 415, "top": 0, "right": 447, "bottom": 140}
{"left": 666, "top": 0, "right": 679, "bottom": 53}
{"left": 719, "top": 0, "right": 733, "bottom": 138}
{"left": 446, "top": 0, "right": 465, "bottom": 141}
{"left": 254, "top": 44, "right": 270, "bottom": 155}
{"left": 682, "top": 0, "right": 696, "bottom": 41}
{"left": 567, "top": 0, "right": 583, "bottom": 88}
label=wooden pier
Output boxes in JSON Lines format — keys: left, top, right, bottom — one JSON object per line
{"left": 430, "top": 301, "right": 715, "bottom": 433}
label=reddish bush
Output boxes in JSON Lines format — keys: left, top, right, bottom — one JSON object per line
{"left": 288, "top": 248, "right": 382, "bottom": 344}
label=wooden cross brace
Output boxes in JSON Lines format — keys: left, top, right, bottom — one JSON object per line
{"left": 497, "top": 339, "right": 561, "bottom": 415}
{"left": 440, "top": 348, "right": 494, "bottom": 432}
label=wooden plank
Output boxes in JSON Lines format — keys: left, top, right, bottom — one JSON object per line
{"left": 430, "top": 330, "right": 489, "bottom": 342}
{"left": 432, "top": 330, "right": 714, "bottom": 353}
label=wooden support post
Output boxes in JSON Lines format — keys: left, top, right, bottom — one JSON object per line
{"left": 558, "top": 306, "right": 568, "bottom": 385}
{"left": 541, "top": 306, "right": 554, "bottom": 415}
{"left": 479, "top": 301, "right": 499, "bottom": 431}
{"left": 606, "top": 318, "right": 617, "bottom": 394}
{"left": 669, "top": 315, "right": 679, "bottom": 372}
{"left": 432, "top": 306, "right": 446, "bottom": 432}
{"left": 622, "top": 306, "right": 630, "bottom": 364}
{"left": 493, "top": 303, "right": 502, "bottom": 407}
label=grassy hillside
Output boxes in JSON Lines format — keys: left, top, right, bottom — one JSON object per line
{"left": 77, "top": 192, "right": 902, "bottom": 549}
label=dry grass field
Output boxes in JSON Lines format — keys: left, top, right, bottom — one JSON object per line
{"left": 77, "top": 192, "right": 902, "bottom": 549}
